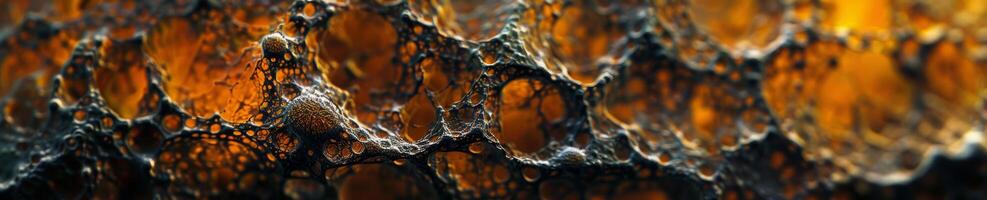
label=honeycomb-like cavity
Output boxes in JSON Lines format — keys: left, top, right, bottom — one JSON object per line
{"left": 1, "top": 0, "right": 986, "bottom": 199}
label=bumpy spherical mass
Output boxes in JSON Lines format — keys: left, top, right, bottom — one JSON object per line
{"left": 284, "top": 94, "right": 346, "bottom": 143}
{"left": 552, "top": 146, "right": 586, "bottom": 165}
{"left": 260, "top": 33, "right": 290, "bottom": 59}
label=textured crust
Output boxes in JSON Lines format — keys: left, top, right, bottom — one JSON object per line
{"left": 0, "top": 0, "right": 985, "bottom": 199}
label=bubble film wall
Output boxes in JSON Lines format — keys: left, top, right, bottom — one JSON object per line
{"left": 1, "top": 0, "right": 986, "bottom": 199}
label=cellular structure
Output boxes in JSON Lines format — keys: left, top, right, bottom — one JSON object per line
{"left": 1, "top": 0, "right": 986, "bottom": 199}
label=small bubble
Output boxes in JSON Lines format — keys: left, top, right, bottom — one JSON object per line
{"left": 126, "top": 122, "right": 164, "bottom": 156}
{"left": 210, "top": 124, "right": 222, "bottom": 133}
{"left": 468, "top": 142, "right": 484, "bottom": 154}
{"left": 162, "top": 114, "right": 182, "bottom": 131}
{"left": 658, "top": 152, "right": 671, "bottom": 164}
{"left": 101, "top": 117, "right": 114, "bottom": 128}
{"left": 184, "top": 118, "right": 197, "bottom": 129}
{"left": 73, "top": 109, "right": 87, "bottom": 122}
{"left": 699, "top": 164, "right": 717, "bottom": 179}
{"left": 352, "top": 142, "right": 365, "bottom": 154}
{"left": 522, "top": 167, "right": 540, "bottom": 182}
{"left": 393, "top": 159, "right": 407, "bottom": 166}
{"left": 302, "top": 3, "right": 317, "bottom": 17}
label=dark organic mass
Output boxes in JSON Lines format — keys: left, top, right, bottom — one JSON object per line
{"left": 1, "top": 0, "right": 986, "bottom": 199}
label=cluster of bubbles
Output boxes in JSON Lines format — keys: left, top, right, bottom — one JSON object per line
{"left": 1, "top": 0, "right": 986, "bottom": 199}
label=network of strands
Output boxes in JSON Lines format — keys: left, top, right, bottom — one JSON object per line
{"left": 0, "top": 0, "right": 986, "bottom": 199}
